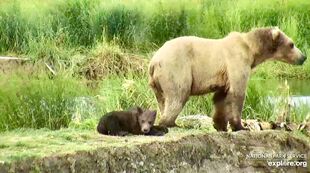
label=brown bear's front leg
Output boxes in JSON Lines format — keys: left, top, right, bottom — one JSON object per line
{"left": 223, "top": 67, "right": 250, "bottom": 131}
{"left": 213, "top": 90, "right": 247, "bottom": 131}
{"left": 227, "top": 92, "right": 247, "bottom": 131}
{"left": 212, "top": 90, "right": 229, "bottom": 131}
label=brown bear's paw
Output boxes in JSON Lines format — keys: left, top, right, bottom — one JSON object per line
{"left": 213, "top": 118, "right": 228, "bottom": 131}
{"left": 237, "top": 126, "right": 250, "bottom": 131}
{"left": 231, "top": 124, "right": 249, "bottom": 131}
{"left": 213, "top": 123, "right": 228, "bottom": 132}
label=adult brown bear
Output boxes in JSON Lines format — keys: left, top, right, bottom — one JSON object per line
{"left": 149, "top": 27, "right": 306, "bottom": 131}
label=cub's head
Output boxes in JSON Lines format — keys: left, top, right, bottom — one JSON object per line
{"left": 251, "top": 27, "right": 307, "bottom": 66}
{"left": 133, "top": 107, "right": 156, "bottom": 134}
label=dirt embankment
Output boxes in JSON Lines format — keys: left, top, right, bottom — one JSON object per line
{"left": 1, "top": 130, "right": 309, "bottom": 173}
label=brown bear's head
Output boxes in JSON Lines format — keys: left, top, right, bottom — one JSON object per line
{"left": 134, "top": 107, "right": 156, "bottom": 134}
{"left": 251, "top": 27, "right": 307, "bottom": 66}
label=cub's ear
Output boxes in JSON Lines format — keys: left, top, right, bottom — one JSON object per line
{"left": 131, "top": 106, "right": 143, "bottom": 115}
{"left": 151, "top": 111, "right": 157, "bottom": 118}
{"left": 271, "top": 27, "right": 280, "bottom": 41}
{"left": 136, "top": 107, "right": 143, "bottom": 114}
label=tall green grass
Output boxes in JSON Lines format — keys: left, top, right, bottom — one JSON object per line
{"left": 1, "top": 0, "right": 310, "bottom": 51}
{"left": 0, "top": 73, "right": 90, "bottom": 131}
{"left": 1, "top": 0, "right": 309, "bottom": 78}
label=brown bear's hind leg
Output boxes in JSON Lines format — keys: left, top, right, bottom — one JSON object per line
{"left": 150, "top": 77, "right": 165, "bottom": 115}
{"left": 158, "top": 96, "right": 188, "bottom": 127}
{"left": 155, "top": 91, "right": 165, "bottom": 115}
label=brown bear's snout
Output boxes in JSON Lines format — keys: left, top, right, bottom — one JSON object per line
{"left": 296, "top": 54, "right": 307, "bottom": 65}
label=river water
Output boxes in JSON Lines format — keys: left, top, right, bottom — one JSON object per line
{"left": 256, "top": 79, "right": 310, "bottom": 108}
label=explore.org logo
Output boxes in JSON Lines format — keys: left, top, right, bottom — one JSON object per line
{"left": 267, "top": 160, "right": 307, "bottom": 168}
{"left": 246, "top": 151, "right": 308, "bottom": 168}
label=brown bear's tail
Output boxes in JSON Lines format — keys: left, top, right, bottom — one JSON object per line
{"left": 148, "top": 62, "right": 164, "bottom": 103}
{"left": 148, "top": 63, "right": 160, "bottom": 91}
{"left": 148, "top": 63, "right": 156, "bottom": 88}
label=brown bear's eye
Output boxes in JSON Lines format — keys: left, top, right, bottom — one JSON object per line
{"left": 148, "top": 121, "right": 152, "bottom": 124}
{"left": 141, "top": 120, "right": 145, "bottom": 123}
{"left": 289, "top": 43, "right": 294, "bottom": 49}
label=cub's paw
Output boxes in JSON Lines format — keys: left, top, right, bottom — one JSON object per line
{"left": 150, "top": 131, "right": 165, "bottom": 136}
{"left": 145, "top": 126, "right": 169, "bottom": 136}
{"left": 117, "top": 131, "right": 129, "bottom": 136}
{"left": 153, "top": 126, "right": 169, "bottom": 133}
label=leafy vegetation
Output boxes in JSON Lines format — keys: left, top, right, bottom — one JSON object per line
{"left": 0, "top": 0, "right": 309, "bottom": 131}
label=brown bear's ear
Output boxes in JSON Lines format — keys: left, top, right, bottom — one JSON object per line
{"left": 271, "top": 27, "right": 280, "bottom": 41}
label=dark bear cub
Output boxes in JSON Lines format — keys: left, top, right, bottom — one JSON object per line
{"left": 97, "top": 107, "right": 168, "bottom": 136}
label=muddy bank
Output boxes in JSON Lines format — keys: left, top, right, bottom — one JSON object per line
{"left": 0, "top": 130, "right": 309, "bottom": 173}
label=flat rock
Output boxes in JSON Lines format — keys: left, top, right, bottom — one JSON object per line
{"left": 176, "top": 115, "right": 215, "bottom": 131}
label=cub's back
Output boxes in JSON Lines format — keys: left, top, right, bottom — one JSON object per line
{"left": 97, "top": 111, "right": 137, "bottom": 134}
